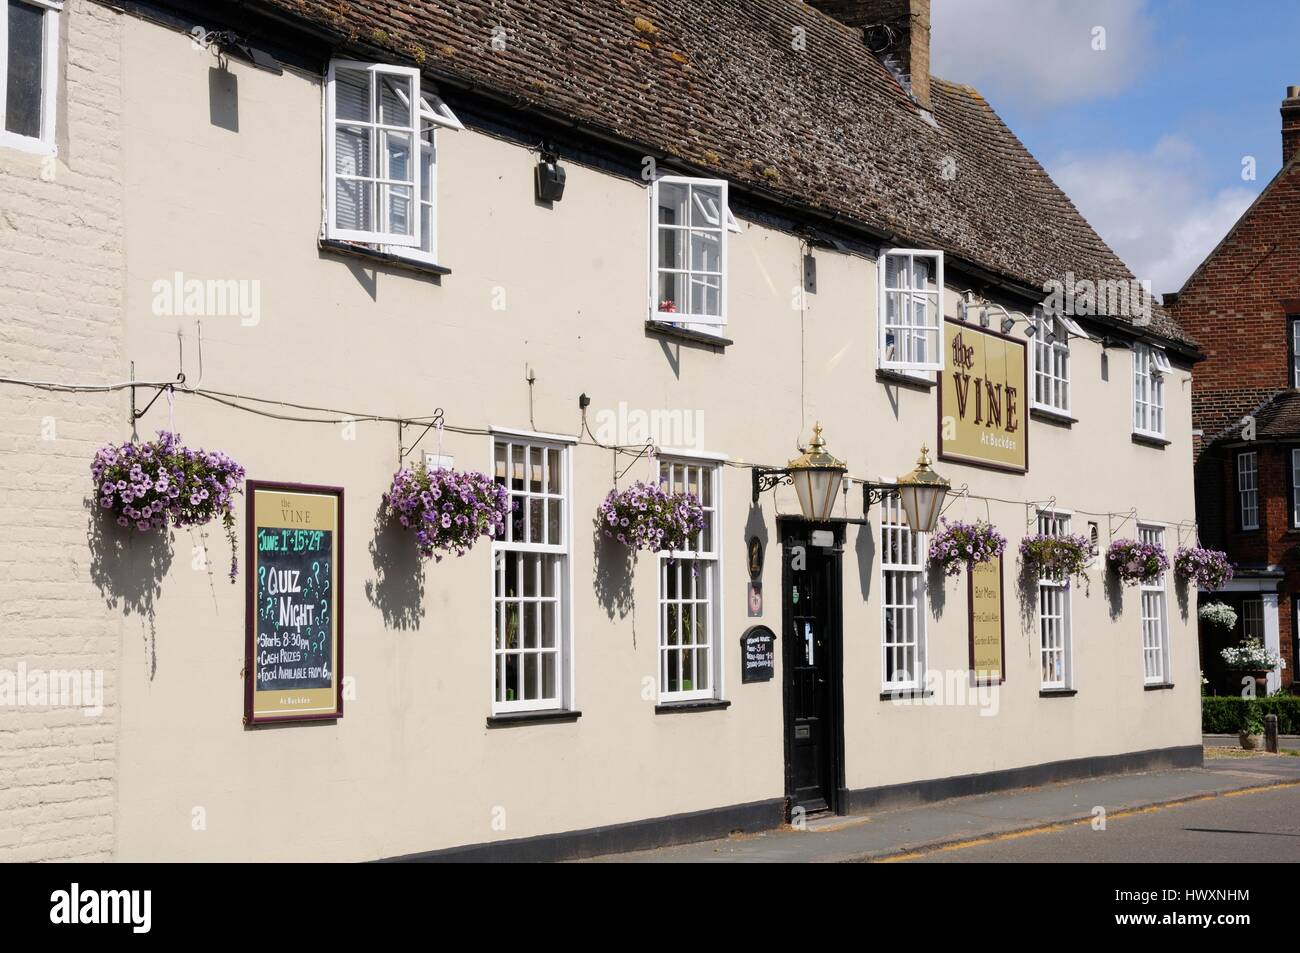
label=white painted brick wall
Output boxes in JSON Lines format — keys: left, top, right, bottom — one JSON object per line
{"left": 0, "top": 0, "right": 124, "bottom": 861}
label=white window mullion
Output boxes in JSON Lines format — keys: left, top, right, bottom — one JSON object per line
{"left": 878, "top": 249, "right": 944, "bottom": 373}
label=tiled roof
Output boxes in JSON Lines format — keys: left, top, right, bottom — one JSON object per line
{"left": 249, "top": 0, "right": 1192, "bottom": 345}
{"left": 1216, "top": 389, "right": 1300, "bottom": 442}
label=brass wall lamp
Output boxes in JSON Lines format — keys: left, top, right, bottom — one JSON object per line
{"left": 751, "top": 423, "right": 847, "bottom": 521}
{"left": 862, "top": 445, "right": 951, "bottom": 534}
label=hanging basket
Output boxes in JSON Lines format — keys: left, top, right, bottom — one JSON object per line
{"left": 1019, "top": 532, "right": 1092, "bottom": 585}
{"left": 598, "top": 481, "right": 705, "bottom": 554}
{"left": 1174, "top": 546, "right": 1233, "bottom": 591}
{"left": 1106, "top": 537, "right": 1169, "bottom": 586}
{"left": 383, "top": 463, "right": 508, "bottom": 561}
{"left": 91, "top": 430, "right": 246, "bottom": 579}
{"left": 927, "top": 519, "right": 1006, "bottom": 577}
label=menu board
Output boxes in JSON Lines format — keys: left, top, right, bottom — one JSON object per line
{"left": 740, "top": 625, "right": 776, "bottom": 683}
{"left": 244, "top": 482, "right": 344, "bottom": 724}
{"left": 968, "top": 555, "right": 1005, "bottom": 684}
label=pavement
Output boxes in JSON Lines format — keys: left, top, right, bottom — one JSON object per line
{"left": 584, "top": 747, "right": 1300, "bottom": 863}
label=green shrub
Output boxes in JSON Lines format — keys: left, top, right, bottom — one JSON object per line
{"left": 1202, "top": 695, "right": 1300, "bottom": 734}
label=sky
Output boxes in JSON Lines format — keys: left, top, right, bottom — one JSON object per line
{"left": 930, "top": 0, "right": 1300, "bottom": 297}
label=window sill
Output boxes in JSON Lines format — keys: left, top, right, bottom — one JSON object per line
{"left": 876, "top": 369, "right": 936, "bottom": 391}
{"left": 1031, "top": 407, "right": 1076, "bottom": 427}
{"left": 1131, "top": 432, "right": 1170, "bottom": 449}
{"left": 0, "top": 131, "right": 56, "bottom": 157}
{"left": 880, "top": 689, "right": 933, "bottom": 701}
{"left": 485, "top": 709, "right": 582, "bottom": 728}
{"left": 1143, "top": 682, "right": 1175, "bottom": 692}
{"left": 1039, "top": 688, "right": 1078, "bottom": 698}
{"left": 644, "top": 320, "right": 732, "bottom": 349}
{"left": 654, "top": 699, "right": 732, "bottom": 715}
{"left": 319, "top": 238, "right": 452, "bottom": 277}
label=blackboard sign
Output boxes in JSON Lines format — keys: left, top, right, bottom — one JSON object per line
{"left": 740, "top": 625, "right": 776, "bottom": 683}
{"left": 244, "top": 482, "right": 344, "bottom": 724}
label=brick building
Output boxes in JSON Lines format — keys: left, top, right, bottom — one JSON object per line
{"left": 1169, "top": 86, "right": 1300, "bottom": 695}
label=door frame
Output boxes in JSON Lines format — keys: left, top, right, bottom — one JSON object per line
{"left": 778, "top": 516, "right": 846, "bottom": 817}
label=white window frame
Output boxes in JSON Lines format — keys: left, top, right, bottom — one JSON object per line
{"left": 1132, "top": 343, "right": 1167, "bottom": 439}
{"left": 376, "top": 86, "right": 460, "bottom": 265}
{"left": 324, "top": 59, "right": 439, "bottom": 248}
{"left": 1138, "top": 522, "right": 1170, "bottom": 685}
{"left": 490, "top": 435, "right": 574, "bottom": 715}
{"left": 1036, "top": 509, "right": 1073, "bottom": 690}
{"left": 1292, "top": 448, "right": 1300, "bottom": 528}
{"left": 1242, "top": 598, "right": 1265, "bottom": 642}
{"left": 878, "top": 248, "right": 944, "bottom": 373}
{"left": 656, "top": 456, "right": 723, "bottom": 703}
{"left": 880, "top": 494, "right": 927, "bottom": 691}
{"left": 1238, "top": 450, "right": 1259, "bottom": 531}
{"left": 1030, "top": 309, "right": 1071, "bottom": 415}
{"left": 649, "top": 175, "right": 730, "bottom": 328}
{"left": 0, "top": 0, "right": 60, "bottom": 156}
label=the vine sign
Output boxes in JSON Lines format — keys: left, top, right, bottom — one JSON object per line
{"left": 244, "top": 482, "right": 344, "bottom": 725}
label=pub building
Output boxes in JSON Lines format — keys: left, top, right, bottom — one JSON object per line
{"left": 0, "top": 0, "right": 1202, "bottom": 861}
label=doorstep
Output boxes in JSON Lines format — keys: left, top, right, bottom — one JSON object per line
{"left": 581, "top": 757, "right": 1300, "bottom": 863}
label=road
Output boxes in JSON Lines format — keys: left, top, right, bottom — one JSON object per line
{"left": 900, "top": 783, "right": 1300, "bottom": 862}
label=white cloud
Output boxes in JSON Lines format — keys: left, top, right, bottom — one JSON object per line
{"left": 1047, "top": 137, "right": 1256, "bottom": 295}
{"left": 931, "top": 0, "right": 1154, "bottom": 110}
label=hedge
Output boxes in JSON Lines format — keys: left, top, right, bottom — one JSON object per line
{"left": 1202, "top": 695, "right": 1300, "bottom": 734}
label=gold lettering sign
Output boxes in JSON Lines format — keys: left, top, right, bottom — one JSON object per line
{"left": 939, "top": 320, "right": 1028, "bottom": 473}
{"left": 245, "top": 483, "right": 344, "bottom": 724}
{"left": 968, "top": 556, "right": 1005, "bottom": 684}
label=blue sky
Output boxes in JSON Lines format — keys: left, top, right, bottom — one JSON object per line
{"left": 931, "top": 0, "right": 1299, "bottom": 296}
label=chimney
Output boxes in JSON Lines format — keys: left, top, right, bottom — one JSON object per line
{"left": 807, "top": 0, "right": 932, "bottom": 111}
{"left": 1283, "top": 85, "right": 1300, "bottom": 166}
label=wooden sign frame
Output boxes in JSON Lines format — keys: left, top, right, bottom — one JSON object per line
{"left": 967, "top": 554, "right": 1006, "bottom": 686}
{"left": 937, "top": 318, "right": 1030, "bottom": 475}
{"left": 244, "top": 481, "right": 345, "bottom": 725}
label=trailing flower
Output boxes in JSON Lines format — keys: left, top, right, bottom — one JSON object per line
{"left": 1174, "top": 546, "right": 1233, "bottom": 591}
{"left": 1106, "top": 537, "right": 1169, "bottom": 585}
{"left": 1019, "top": 532, "right": 1092, "bottom": 584}
{"left": 1198, "top": 601, "right": 1238, "bottom": 632}
{"left": 598, "top": 481, "right": 705, "bottom": 554}
{"left": 927, "top": 519, "right": 1006, "bottom": 577}
{"left": 1220, "top": 638, "right": 1286, "bottom": 672}
{"left": 91, "top": 430, "right": 246, "bottom": 579}
{"left": 383, "top": 464, "right": 508, "bottom": 561}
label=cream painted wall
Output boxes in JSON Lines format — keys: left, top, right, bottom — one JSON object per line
{"left": 106, "top": 14, "right": 1198, "bottom": 859}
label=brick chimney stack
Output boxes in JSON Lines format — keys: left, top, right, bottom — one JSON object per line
{"left": 1283, "top": 85, "right": 1300, "bottom": 166}
{"left": 807, "top": 0, "right": 932, "bottom": 111}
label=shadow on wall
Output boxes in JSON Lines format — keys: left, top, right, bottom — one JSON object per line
{"left": 592, "top": 519, "right": 635, "bottom": 636}
{"left": 928, "top": 565, "right": 947, "bottom": 619}
{"left": 854, "top": 520, "right": 875, "bottom": 602}
{"left": 364, "top": 499, "right": 425, "bottom": 631}
{"left": 1015, "top": 558, "right": 1037, "bottom": 635}
{"left": 86, "top": 496, "right": 173, "bottom": 681}
{"left": 1175, "top": 577, "right": 1190, "bottom": 623}
{"left": 1105, "top": 568, "right": 1124, "bottom": 621}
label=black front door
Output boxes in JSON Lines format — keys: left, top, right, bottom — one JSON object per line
{"left": 781, "top": 519, "right": 844, "bottom": 816}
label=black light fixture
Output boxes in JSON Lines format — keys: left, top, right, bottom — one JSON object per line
{"left": 1000, "top": 315, "right": 1015, "bottom": 334}
{"left": 535, "top": 145, "right": 566, "bottom": 203}
{"left": 863, "top": 445, "right": 952, "bottom": 534}
{"left": 752, "top": 423, "right": 848, "bottom": 521}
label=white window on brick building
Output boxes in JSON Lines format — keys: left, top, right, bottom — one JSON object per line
{"left": 1291, "top": 448, "right": 1300, "bottom": 528}
{"left": 878, "top": 249, "right": 944, "bottom": 374}
{"left": 1242, "top": 598, "right": 1264, "bottom": 642}
{"left": 1132, "top": 343, "right": 1169, "bottom": 439}
{"left": 1037, "top": 509, "right": 1073, "bottom": 690}
{"left": 0, "top": 0, "right": 60, "bottom": 154}
{"left": 1138, "top": 523, "right": 1170, "bottom": 685}
{"left": 881, "top": 494, "right": 927, "bottom": 691}
{"left": 649, "top": 176, "right": 736, "bottom": 328}
{"left": 1238, "top": 451, "right": 1259, "bottom": 531}
{"left": 491, "top": 434, "right": 572, "bottom": 714}
{"left": 324, "top": 59, "right": 461, "bottom": 263}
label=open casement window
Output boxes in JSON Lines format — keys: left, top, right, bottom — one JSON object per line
{"left": 1138, "top": 524, "right": 1170, "bottom": 684}
{"left": 878, "top": 249, "right": 944, "bottom": 373}
{"left": 657, "top": 458, "right": 720, "bottom": 702}
{"left": 1132, "top": 343, "right": 1168, "bottom": 438}
{"left": 1030, "top": 308, "right": 1073, "bottom": 415}
{"left": 0, "top": 0, "right": 60, "bottom": 155}
{"left": 1036, "top": 510, "right": 1073, "bottom": 690}
{"left": 325, "top": 61, "right": 462, "bottom": 250}
{"left": 650, "top": 177, "right": 729, "bottom": 326}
